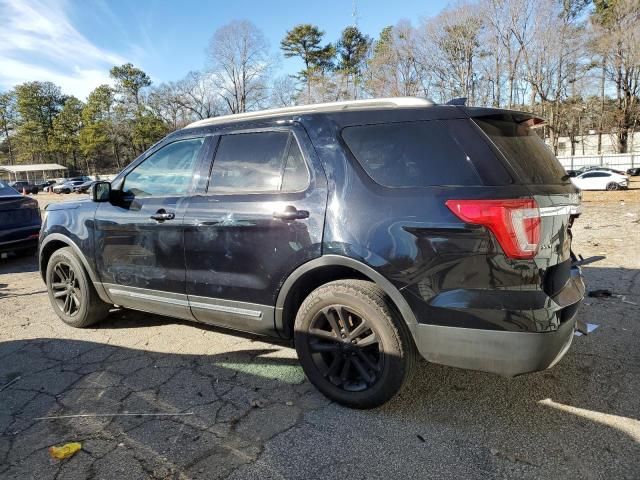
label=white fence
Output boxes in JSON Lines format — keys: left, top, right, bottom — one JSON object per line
{"left": 556, "top": 153, "right": 638, "bottom": 171}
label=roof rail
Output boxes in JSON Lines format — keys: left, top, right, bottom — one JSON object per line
{"left": 184, "top": 97, "right": 435, "bottom": 129}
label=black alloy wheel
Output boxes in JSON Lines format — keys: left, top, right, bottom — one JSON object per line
{"left": 46, "top": 247, "right": 111, "bottom": 327}
{"left": 307, "top": 304, "right": 383, "bottom": 392}
{"left": 50, "top": 261, "right": 82, "bottom": 316}
{"left": 294, "top": 280, "right": 416, "bottom": 408}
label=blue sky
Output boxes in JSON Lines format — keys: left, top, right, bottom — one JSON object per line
{"left": 0, "top": 0, "right": 449, "bottom": 99}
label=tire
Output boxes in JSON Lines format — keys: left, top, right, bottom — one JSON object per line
{"left": 606, "top": 182, "right": 619, "bottom": 191}
{"left": 294, "top": 279, "right": 416, "bottom": 409}
{"left": 46, "top": 247, "right": 111, "bottom": 328}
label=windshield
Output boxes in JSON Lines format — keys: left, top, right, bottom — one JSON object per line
{"left": 473, "top": 114, "right": 568, "bottom": 184}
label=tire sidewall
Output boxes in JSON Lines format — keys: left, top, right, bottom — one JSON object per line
{"left": 295, "top": 287, "right": 407, "bottom": 408}
{"left": 46, "top": 248, "right": 92, "bottom": 327}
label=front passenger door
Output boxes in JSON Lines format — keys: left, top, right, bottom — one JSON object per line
{"left": 94, "top": 137, "right": 206, "bottom": 320}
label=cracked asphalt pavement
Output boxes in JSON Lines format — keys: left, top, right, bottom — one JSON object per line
{"left": 1, "top": 190, "right": 639, "bottom": 479}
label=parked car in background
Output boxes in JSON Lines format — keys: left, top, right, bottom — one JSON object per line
{"left": 68, "top": 176, "right": 92, "bottom": 182}
{"left": 571, "top": 170, "right": 629, "bottom": 190}
{"left": 9, "top": 180, "right": 39, "bottom": 194}
{"left": 40, "top": 98, "right": 585, "bottom": 408}
{"left": 35, "top": 180, "right": 57, "bottom": 191}
{"left": 74, "top": 180, "right": 98, "bottom": 194}
{"left": 627, "top": 167, "right": 640, "bottom": 176}
{"left": 53, "top": 180, "right": 86, "bottom": 194}
{"left": 0, "top": 180, "right": 41, "bottom": 256}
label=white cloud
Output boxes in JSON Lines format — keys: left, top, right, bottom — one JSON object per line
{"left": 0, "top": 0, "right": 131, "bottom": 99}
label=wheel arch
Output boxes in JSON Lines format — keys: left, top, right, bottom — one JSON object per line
{"left": 275, "top": 255, "right": 418, "bottom": 338}
{"left": 39, "top": 234, "right": 112, "bottom": 304}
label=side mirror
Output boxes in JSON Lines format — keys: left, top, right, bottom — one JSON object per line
{"left": 91, "top": 181, "right": 111, "bottom": 202}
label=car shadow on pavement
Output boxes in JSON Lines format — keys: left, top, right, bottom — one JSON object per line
{"left": 1, "top": 264, "right": 638, "bottom": 478}
{"left": 1, "top": 332, "right": 638, "bottom": 479}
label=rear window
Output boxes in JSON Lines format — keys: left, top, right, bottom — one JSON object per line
{"left": 473, "top": 114, "right": 568, "bottom": 184}
{"left": 341, "top": 119, "right": 511, "bottom": 188}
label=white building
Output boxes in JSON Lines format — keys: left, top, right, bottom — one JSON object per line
{"left": 551, "top": 132, "right": 640, "bottom": 157}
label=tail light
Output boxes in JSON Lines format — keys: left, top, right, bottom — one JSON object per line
{"left": 446, "top": 199, "right": 540, "bottom": 259}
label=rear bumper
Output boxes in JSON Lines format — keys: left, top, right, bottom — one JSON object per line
{"left": 413, "top": 267, "right": 584, "bottom": 376}
{"left": 0, "top": 236, "right": 39, "bottom": 254}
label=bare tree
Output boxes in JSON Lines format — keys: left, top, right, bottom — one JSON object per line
{"left": 269, "top": 75, "right": 300, "bottom": 107}
{"left": 417, "top": 5, "right": 484, "bottom": 104}
{"left": 175, "top": 71, "right": 224, "bottom": 120}
{"left": 591, "top": 0, "right": 640, "bottom": 153}
{"left": 207, "top": 20, "right": 272, "bottom": 113}
{"left": 365, "top": 22, "right": 427, "bottom": 98}
{"left": 509, "top": 0, "right": 589, "bottom": 152}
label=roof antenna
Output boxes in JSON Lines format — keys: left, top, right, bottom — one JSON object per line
{"left": 446, "top": 97, "right": 467, "bottom": 106}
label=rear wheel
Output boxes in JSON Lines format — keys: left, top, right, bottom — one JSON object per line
{"left": 606, "top": 182, "right": 619, "bottom": 191}
{"left": 46, "top": 247, "right": 111, "bottom": 327}
{"left": 294, "top": 280, "right": 416, "bottom": 408}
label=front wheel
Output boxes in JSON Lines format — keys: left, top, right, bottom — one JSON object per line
{"left": 606, "top": 182, "right": 619, "bottom": 191}
{"left": 294, "top": 280, "right": 416, "bottom": 408}
{"left": 46, "top": 247, "right": 111, "bottom": 327}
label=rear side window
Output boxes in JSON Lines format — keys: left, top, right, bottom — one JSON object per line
{"left": 473, "top": 114, "right": 568, "bottom": 184}
{"left": 341, "top": 119, "right": 511, "bottom": 188}
{"left": 209, "top": 131, "right": 309, "bottom": 194}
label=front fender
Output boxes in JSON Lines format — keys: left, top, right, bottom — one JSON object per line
{"left": 39, "top": 233, "right": 113, "bottom": 305}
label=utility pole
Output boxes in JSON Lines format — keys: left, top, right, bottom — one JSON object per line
{"left": 352, "top": 0, "right": 359, "bottom": 27}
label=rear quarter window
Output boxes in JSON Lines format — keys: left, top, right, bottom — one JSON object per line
{"left": 341, "top": 119, "right": 511, "bottom": 188}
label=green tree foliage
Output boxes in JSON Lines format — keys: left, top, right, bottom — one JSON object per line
{"left": 14, "top": 81, "right": 64, "bottom": 163}
{"left": 337, "top": 27, "right": 371, "bottom": 75}
{"left": 336, "top": 27, "right": 371, "bottom": 98}
{"left": 0, "top": 91, "right": 18, "bottom": 164}
{"left": 281, "top": 24, "right": 335, "bottom": 88}
{"left": 51, "top": 96, "right": 84, "bottom": 170}
{"left": 109, "top": 63, "right": 151, "bottom": 108}
{"left": 80, "top": 85, "right": 117, "bottom": 172}
{"left": 110, "top": 63, "right": 166, "bottom": 154}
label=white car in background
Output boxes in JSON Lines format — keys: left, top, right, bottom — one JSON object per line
{"left": 570, "top": 170, "right": 629, "bottom": 191}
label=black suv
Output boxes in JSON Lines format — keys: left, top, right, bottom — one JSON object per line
{"left": 40, "top": 98, "right": 585, "bottom": 408}
{"left": 10, "top": 180, "right": 39, "bottom": 194}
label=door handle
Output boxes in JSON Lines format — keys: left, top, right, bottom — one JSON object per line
{"left": 150, "top": 209, "right": 175, "bottom": 222}
{"left": 273, "top": 205, "right": 309, "bottom": 221}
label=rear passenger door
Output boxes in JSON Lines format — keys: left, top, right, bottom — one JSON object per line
{"left": 183, "top": 126, "right": 327, "bottom": 334}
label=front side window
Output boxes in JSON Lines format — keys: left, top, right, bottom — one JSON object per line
{"left": 123, "top": 138, "right": 204, "bottom": 198}
{"left": 208, "top": 131, "right": 309, "bottom": 194}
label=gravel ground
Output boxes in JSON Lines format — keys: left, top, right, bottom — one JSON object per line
{"left": 0, "top": 185, "right": 639, "bottom": 480}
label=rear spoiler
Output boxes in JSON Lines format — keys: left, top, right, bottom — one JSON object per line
{"left": 461, "top": 107, "right": 546, "bottom": 128}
